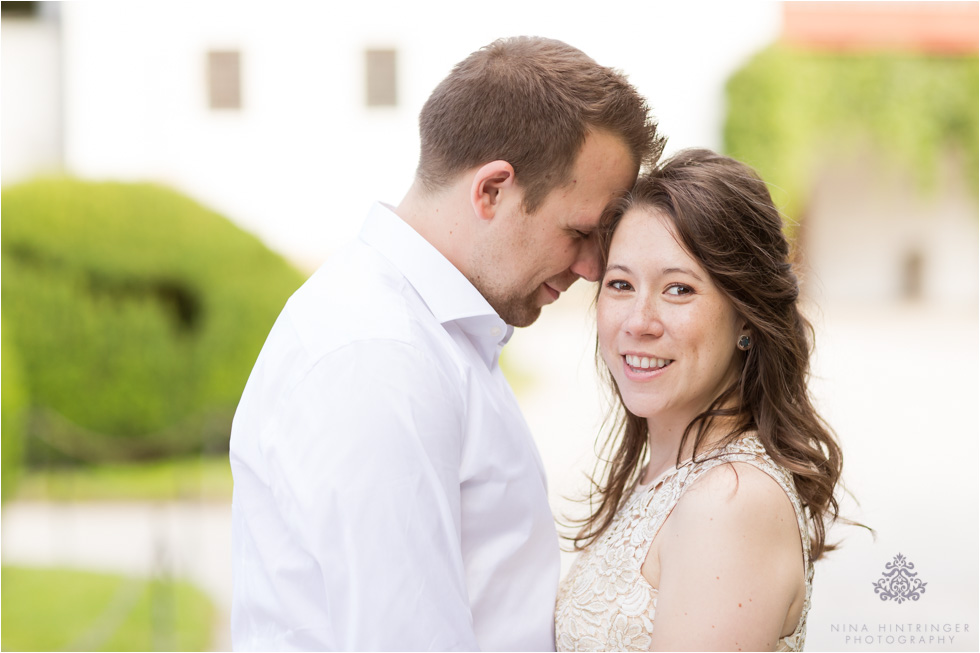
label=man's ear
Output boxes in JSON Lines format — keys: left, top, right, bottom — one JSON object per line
{"left": 470, "top": 160, "right": 516, "bottom": 222}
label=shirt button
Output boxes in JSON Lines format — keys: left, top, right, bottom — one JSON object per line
{"left": 490, "top": 326, "right": 503, "bottom": 338}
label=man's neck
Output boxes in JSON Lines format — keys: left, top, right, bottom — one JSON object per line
{"left": 395, "top": 180, "right": 474, "bottom": 276}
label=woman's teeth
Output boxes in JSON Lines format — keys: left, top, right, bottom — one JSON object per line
{"left": 625, "top": 355, "right": 671, "bottom": 370}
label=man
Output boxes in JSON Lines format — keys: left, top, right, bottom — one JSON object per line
{"left": 230, "top": 36, "right": 664, "bottom": 651}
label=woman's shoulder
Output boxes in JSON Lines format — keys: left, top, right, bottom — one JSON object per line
{"left": 666, "top": 452, "right": 803, "bottom": 556}
{"left": 650, "top": 453, "right": 809, "bottom": 652}
{"left": 681, "top": 458, "right": 796, "bottom": 518}
{"left": 687, "top": 435, "right": 799, "bottom": 500}
{"left": 656, "top": 456, "right": 807, "bottom": 612}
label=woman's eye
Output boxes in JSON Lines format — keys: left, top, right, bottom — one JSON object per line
{"left": 665, "top": 284, "right": 693, "bottom": 296}
{"left": 606, "top": 279, "right": 633, "bottom": 291}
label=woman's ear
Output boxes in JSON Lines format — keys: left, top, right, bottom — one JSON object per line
{"left": 470, "top": 160, "right": 516, "bottom": 222}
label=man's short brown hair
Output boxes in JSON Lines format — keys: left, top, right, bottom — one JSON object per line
{"left": 416, "top": 36, "right": 665, "bottom": 212}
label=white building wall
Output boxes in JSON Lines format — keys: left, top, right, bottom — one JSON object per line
{"left": 1, "top": 7, "right": 63, "bottom": 185}
{"left": 43, "top": 0, "right": 779, "bottom": 269}
{"left": 7, "top": 2, "right": 974, "bottom": 304}
{"left": 802, "top": 151, "right": 979, "bottom": 308}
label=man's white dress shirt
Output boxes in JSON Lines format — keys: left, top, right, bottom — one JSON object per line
{"left": 230, "top": 203, "right": 561, "bottom": 651}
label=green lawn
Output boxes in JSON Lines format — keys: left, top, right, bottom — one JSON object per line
{"left": 1, "top": 566, "right": 214, "bottom": 651}
{"left": 13, "top": 455, "right": 233, "bottom": 503}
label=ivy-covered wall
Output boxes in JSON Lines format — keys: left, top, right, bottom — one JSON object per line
{"left": 724, "top": 46, "right": 978, "bottom": 225}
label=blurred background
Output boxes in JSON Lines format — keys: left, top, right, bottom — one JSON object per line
{"left": 1, "top": 1, "right": 976, "bottom": 650}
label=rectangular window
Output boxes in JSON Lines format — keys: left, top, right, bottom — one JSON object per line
{"left": 208, "top": 50, "right": 242, "bottom": 110}
{"left": 1, "top": 2, "right": 39, "bottom": 19}
{"left": 365, "top": 49, "right": 397, "bottom": 107}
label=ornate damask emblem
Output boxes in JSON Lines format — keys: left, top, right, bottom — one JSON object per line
{"left": 872, "top": 553, "right": 927, "bottom": 603}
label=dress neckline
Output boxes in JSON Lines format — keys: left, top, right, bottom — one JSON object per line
{"left": 634, "top": 435, "right": 762, "bottom": 493}
{"left": 635, "top": 463, "right": 683, "bottom": 492}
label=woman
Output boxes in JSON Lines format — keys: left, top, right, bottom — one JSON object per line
{"left": 555, "top": 149, "right": 842, "bottom": 651}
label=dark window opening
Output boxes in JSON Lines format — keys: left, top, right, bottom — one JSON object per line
{"left": 901, "top": 250, "right": 924, "bottom": 301}
{"left": 366, "top": 49, "right": 397, "bottom": 107}
{"left": 1, "top": 2, "right": 40, "bottom": 19}
{"left": 208, "top": 50, "right": 242, "bottom": 110}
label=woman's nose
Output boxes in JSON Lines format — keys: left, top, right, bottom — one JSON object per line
{"left": 623, "top": 296, "right": 664, "bottom": 338}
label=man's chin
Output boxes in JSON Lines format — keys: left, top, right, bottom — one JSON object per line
{"left": 495, "top": 299, "right": 543, "bottom": 329}
{"left": 508, "top": 310, "right": 542, "bottom": 328}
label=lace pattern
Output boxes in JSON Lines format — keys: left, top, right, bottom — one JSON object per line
{"left": 555, "top": 436, "right": 813, "bottom": 652}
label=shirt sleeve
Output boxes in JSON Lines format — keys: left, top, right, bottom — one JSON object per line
{"left": 261, "top": 336, "right": 478, "bottom": 651}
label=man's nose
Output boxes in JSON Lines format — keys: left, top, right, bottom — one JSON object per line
{"left": 570, "top": 238, "right": 601, "bottom": 282}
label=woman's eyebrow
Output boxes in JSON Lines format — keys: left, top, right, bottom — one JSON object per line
{"left": 605, "top": 263, "right": 705, "bottom": 282}
{"left": 662, "top": 266, "right": 704, "bottom": 281}
{"left": 605, "top": 263, "right": 633, "bottom": 275}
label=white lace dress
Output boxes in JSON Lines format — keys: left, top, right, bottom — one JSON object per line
{"left": 554, "top": 436, "right": 812, "bottom": 651}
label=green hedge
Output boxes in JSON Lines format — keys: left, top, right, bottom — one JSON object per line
{"left": 724, "top": 46, "right": 978, "bottom": 225}
{"left": 1, "top": 179, "right": 305, "bottom": 463}
{"left": 2, "top": 320, "right": 26, "bottom": 500}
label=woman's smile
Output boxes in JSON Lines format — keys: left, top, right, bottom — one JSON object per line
{"left": 622, "top": 354, "right": 674, "bottom": 380}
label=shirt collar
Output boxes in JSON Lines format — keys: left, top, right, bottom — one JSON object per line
{"left": 359, "top": 203, "right": 514, "bottom": 357}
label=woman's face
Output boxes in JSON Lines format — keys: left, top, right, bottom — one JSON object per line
{"left": 597, "top": 207, "right": 743, "bottom": 428}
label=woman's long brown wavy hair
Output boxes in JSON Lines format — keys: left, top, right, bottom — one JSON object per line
{"left": 571, "top": 148, "right": 843, "bottom": 561}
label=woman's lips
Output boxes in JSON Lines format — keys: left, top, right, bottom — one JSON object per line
{"left": 622, "top": 354, "right": 673, "bottom": 381}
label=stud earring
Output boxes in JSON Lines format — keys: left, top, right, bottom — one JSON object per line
{"left": 737, "top": 334, "right": 752, "bottom": 351}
